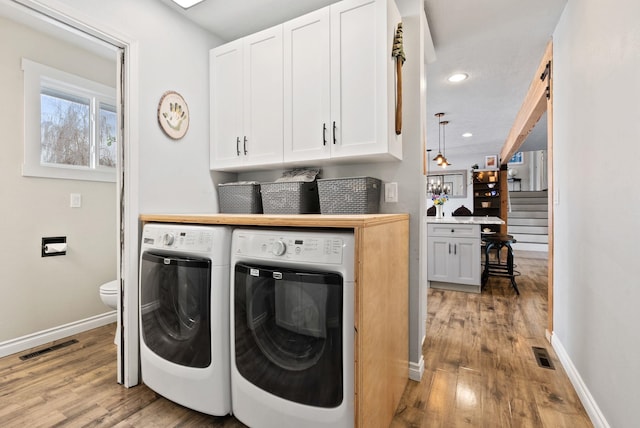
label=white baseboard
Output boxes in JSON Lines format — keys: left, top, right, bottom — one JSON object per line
{"left": 551, "top": 334, "right": 610, "bottom": 428}
{"left": 408, "top": 355, "right": 424, "bottom": 381}
{"left": 0, "top": 311, "right": 116, "bottom": 358}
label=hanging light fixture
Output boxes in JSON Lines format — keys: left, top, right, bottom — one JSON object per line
{"left": 432, "top": 113, "right": 445, "bottom": 165}
{"left": 440, "top": 120, "right": 452, "bottom": 168}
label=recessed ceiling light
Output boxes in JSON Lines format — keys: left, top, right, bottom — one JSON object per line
{"left": 462, "top": 132, "right": 473, "bottom": 138}
{"left": 448, "top": 73, "right": 469, "bottom": 83}
{"left": 171, "top": 0, "right": 204, "bottom": 9}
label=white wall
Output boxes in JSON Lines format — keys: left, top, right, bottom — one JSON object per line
{"left": 553, "top": 1, "right": 640, "bottom": 426}
{"left": 0, "top": 15, "right": 117, "bottom": 342}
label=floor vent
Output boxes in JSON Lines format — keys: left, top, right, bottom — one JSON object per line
{"left": 532, "top": 346, "right": 555, "bottom": 370}
{"left": 19, "top": 339, "right": 78, "bottom": 361}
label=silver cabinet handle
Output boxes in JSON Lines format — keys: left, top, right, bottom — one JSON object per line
{"left": 236, "top": 137, "right": 240, "bottom": 156}
{"left": 243, "top": 136, "right": 248, "bottom": 155}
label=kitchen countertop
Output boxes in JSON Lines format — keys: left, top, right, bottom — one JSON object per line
{"left": 424, "top": 216, "right": 504, "bottom": 225}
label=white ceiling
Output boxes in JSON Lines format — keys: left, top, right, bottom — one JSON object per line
{"left": 162, "top": 0, "right": 566, "bottom": 164}
{"left": 423, "top": 0, "right": 566, "bottom": 162}
{"left": 159, "top": 0, "right": 340, "bottom": 41}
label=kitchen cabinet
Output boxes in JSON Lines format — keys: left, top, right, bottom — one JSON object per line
{"left": 140, "top": 213, "right": 409, "bottom": 428}
{"left": 210, "top": 26, "right": 283, "bottom": 170}
{"left": 427, "top": 223, "right": 481, "bottom": 290}
{"left": 283, "top": 0, "right": 402, "bottom": 164}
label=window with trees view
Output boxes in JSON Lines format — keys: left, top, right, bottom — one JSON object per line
{"left": 22, "top": 58, "right": 117, "bottom": 182}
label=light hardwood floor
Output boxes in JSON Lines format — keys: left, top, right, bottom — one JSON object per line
{"left": 392, "top": 254, "right": 592, "bottom": 428}
{"left": 0, "top": 254, "right": 591, "bottom": 427}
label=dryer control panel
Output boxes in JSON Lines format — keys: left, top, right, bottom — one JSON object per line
{"left": 141, "top": 224, "right": 221, "bottom": 253}
{"left": 232, "top": 231, "right": 348, "bottom": 265}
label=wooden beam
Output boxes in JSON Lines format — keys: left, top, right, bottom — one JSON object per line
{"left": 500, "top": 41, "right": 553, "bottom": 165}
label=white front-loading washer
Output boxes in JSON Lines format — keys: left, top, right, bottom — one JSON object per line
{"left": 139, "top": 223, "right": 231, "bottom": 416}
{"left": 230, "top": 228, "right": 355, "bottom": 428}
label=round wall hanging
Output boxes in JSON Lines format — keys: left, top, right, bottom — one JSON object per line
{"left": 157, "top": 91, "right": 190, "bottom": 140}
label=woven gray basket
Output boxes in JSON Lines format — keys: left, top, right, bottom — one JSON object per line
{"left": 218, "top": 182, "right": 263, "bottom": 214}
{"left": 260, "top": 181, "right": 320, "bottom": 214}
{"left": 317, "top": 177, "right": 381, "bottom": 214}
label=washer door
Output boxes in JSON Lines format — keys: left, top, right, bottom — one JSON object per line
{"left": 234, "top": 263, "right": 343, "bottom": 408}
{"left": 140, "top": 251, "right": 211, "bottom": 368}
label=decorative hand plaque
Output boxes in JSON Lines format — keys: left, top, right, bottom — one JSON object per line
{"left": 157, "top": 91, "right": 189, "bottom": 140}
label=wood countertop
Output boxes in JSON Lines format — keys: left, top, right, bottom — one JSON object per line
{"left": 140, "top": 213, "right": 409, "bottom": 228}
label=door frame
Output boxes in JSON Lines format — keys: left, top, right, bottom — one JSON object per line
{"left": 13, "top": 0, "right": 141, "bottom": 386}
{"left": 499, "top": 40, "right": 554, "bottom": 337}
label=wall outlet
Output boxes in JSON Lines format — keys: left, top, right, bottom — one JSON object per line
{"left": 385, "top": 182, "right": 398, "bottom": 203}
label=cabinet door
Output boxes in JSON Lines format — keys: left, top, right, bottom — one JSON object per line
{"left": 330, "top": 0, "right": 377, "bottom": 158}
{"left": 330, "top": 0, "right": 401, "bottom": 160}
{"left": 243, "top": 26, "right": 284, "bottom": 167}
{"left": 428, "top": 237, "right": 481, "bottom": 286}
{"left": 210, "top": 40, "right": 244, "bottom": 169}
{"left": 427, "top": 237, "right": 452, "bottom": 282}
{"left": 450, "top": 238, "right": 481, "bottom": 286}
{"left": 283, "top": 7, "right": 331, "bottom": 162}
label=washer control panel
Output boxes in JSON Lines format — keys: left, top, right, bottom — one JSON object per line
{"left": 233, "top": 231, "right": 347, "bottom": 265}
{"left": 142, "top": 225, "right": 214, "bottom": 252}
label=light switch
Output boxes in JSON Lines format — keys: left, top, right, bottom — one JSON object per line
{"left": 385, "top": 182, "right": 398, "bottom": 203}
{"left": 70, "top": 193, "right": 82, "bottom": 208}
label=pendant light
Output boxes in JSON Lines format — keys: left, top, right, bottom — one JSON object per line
{"left": 440, "top": 120, "right": 452, "bottom": 168}
{"left": 432, "top": 113, "right": 445, "bottom": 165}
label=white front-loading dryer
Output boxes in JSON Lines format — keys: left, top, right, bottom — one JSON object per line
{"left": 230, "top": 228, "right": 355, "bottom": 428}
{"left": 139, "top": 223, "right": 231, "bottom": 416}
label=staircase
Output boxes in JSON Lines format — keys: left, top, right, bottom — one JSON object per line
{"left": 508, "top": 190, "right": 548, "bottom": 252}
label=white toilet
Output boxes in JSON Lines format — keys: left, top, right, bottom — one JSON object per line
{"left": 99, "top": 280, "right": 119, "bottom": 344}
{"left": 99, "top": 280, "right": 118, "bottom": 309}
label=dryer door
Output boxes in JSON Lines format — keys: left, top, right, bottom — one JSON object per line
{"left": 140, "top": 251, "right": 212, "bottom": 368}
{"left": 234, "top": 263, "right": 343, "bottom": 407}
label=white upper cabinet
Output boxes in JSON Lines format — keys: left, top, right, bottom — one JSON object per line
{"left": 210, "top": 0, "right": 401, "bottom": 171}
{"left": 329, "top": 0, "right": 400, "bottom": 161}
{"left": 283, "top": 7, "right": 331, "bottom": 162}
{"left": 210, "top": 26, "right": 283, "bottom": 170}
{"left": 284, "top": 0, "right": 402, "bottom": 164}
{"left": 210, "top": 40, "right": 243, "bottom": 169}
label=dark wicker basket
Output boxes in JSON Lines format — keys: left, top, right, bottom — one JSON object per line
{"left": 317, "top": 177, "right": 381, "bottom": 214}
{"left": 218, "top": 182, "right": 263, "bottom": 214}
{"left": 260, "top": 181, "right": 320, "bottom": 214}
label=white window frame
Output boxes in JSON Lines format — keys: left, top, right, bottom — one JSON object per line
{"left": 22, "top": 58, "right": 117, "bottom": 182}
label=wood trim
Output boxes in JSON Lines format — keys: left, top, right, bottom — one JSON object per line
{"left": 499, "top": 167, "right": 508, "bottom": 234}
{"left": 546, "top": 43, "right": 554, "bottom": 335}
{"left": 500, "top": 41, "right": 552, "bottom": 165}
